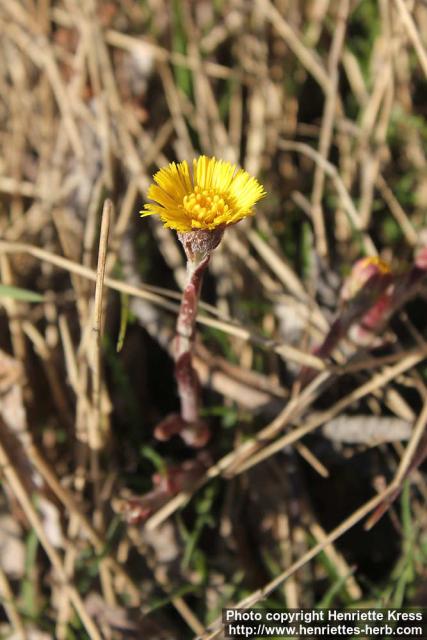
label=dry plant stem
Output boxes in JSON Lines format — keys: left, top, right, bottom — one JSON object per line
{"left": 258, "top": 0, "right": 330, "bottom": 92}
{"left": 0, "top": 565, "right": 27, "bottom": 639}
{"left": 125, "top": 526, "right": 205, "bottom": 636}
{"left": 198, "top": 482, "right": 398, "bottom": 640}
{"left": 146, "top": 344, "right": 427, "bottom": 530}
{"left": 56, "top": 515, "right": 80, "bottom": 640}
{"left": 90, "top": 199, "right": 114, "bottom": 605}
{"left": 235, "top": 346, "right": 427, "bottom": 475}
{"left": 366, "top": 398, "right": 427, "bottom": 529}
{"left": 0, "top": 255, "right": 26, "bottom": 362}
{"left": 27, "top": 442, "right": 140, "bottom": 604}
{"left": 311, "top": 0, "right": 350, "bottom": 258}
{"left": 91, "top": 198, "right": 111, "bottom": 452}
{"left": 309, "top": 522, "right": 362, "bottom": 600}
{"left": 21, "top": 321, "right": 73, "bottom": 428}
{"left": 376, "top": 174, "right": 417, "bottom": 246}
{"left": 396, "top": 399, "right": 427, "bottom": 483}
{"left": 393, "top": 0, "right": 427, "bottom": 78}
{"left": 279, "top": 140, "right": 377, "bottom": 256}
{"left": 145, "top": 371, "right": 330, "bottom": 530}
{"left": 0, "top": 437, "right": 102, "bottom": 640}
{"left": 0, "top": 240, "right": 325, "bottom": 370}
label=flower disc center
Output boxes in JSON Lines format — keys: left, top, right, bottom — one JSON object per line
{"left": 182, "top": 185, "right": 229, "bottom": 223}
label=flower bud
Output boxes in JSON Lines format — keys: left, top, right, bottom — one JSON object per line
{"left": 340, "top": 257, "right": 391, "bottom": 303}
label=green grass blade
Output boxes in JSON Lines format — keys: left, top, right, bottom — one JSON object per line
{"left": 0, "top": 284, "right": 43, "bottom": 302}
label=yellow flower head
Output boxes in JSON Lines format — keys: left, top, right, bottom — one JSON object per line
{"left": 142, "top": 156, "right": 266, "bottom": 233}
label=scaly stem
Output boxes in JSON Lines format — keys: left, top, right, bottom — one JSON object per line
{"left": 155, "top": 254, "right": 209, "bottom": 447}
{"left": 175, "top": 255, "right": 209, "bottom": 423}
{"left": 154, "top": 228, "right": 224, "bottom": 447}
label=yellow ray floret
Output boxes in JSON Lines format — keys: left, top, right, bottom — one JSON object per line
{"left": 142, "top": 156, "right": 266, "bottom": 232}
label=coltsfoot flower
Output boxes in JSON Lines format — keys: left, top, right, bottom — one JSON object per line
{"left": 140, "top": 156, "right": 266, "bottom": 447}
{"left": 340, "top": 256, "right": 391, "bottom": 303}
{"left": 142, "top": 155, "right": 266, "bottom": 232}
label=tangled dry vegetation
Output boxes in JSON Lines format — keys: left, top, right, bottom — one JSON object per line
{"left": 1, "top": 0, "right": 427, "bottom": 638}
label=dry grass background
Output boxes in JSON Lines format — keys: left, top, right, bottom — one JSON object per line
{"left": 1, "top": 0, "right": 427, "bottom": 638}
